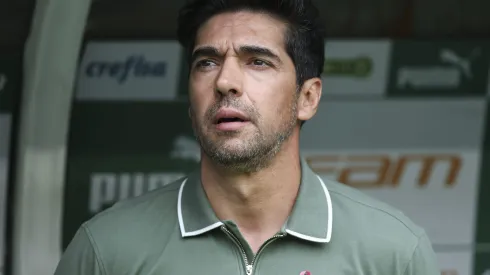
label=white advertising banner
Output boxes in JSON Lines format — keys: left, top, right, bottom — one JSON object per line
{"left": 0, "top": 114, "right": 10, "bottom": 275}
{"left": 321, "top": 40, "right": 391, "bottom": 98}
{"left": 76, "top": 41, "right": 183, "bottom": 101}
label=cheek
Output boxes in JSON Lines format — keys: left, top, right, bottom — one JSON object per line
{"left": 190, "top": 98, "right": 218, "bottom": 132}
{"left": 248, "top": 93, "right": 295, "bottom": 126}
{"left": 189, "top": 86, "right": 211, "bottom": 116}
{"left": 269, "top": 91, "right": 296, "bottom": 112}
{"left": 252, "top": 98, "right": 286, "bottom": 127}
{"left": 189, "top": 100, "right": 206, "bottom": 123}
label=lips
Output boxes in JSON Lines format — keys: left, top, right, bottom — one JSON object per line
{"left": 213, "top": 108, "right": 250, "bottom": 124}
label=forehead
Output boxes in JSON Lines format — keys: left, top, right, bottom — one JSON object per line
{"left": 194, "top": 11, "right": 287, "bottom": 53}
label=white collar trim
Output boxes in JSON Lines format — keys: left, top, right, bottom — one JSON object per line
{"left": 177, "top": 178, "right": 223, "bottom": 237}
{"left": 177, "top": 175, "right": 333, "bottom": 242}
{"left": 285, "top": 175, "right": 333, "bottom": 243}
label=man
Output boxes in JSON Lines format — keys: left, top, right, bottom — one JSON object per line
{"left": 54, "top": 0, "right": 441, "bottom": 274}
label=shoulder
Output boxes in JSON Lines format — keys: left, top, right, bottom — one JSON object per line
{"left": 325, "top": 178, "right": 425, "bottom": 239}
{"left": 86, "top": 177, "right": 182, "bottom": 229}
{"left": 80, "top": 177, "right": 185, "bottom": 259}
{"left": 324, "top": 178, "right": 433, "bottom": 272}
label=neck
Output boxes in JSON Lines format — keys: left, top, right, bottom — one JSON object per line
{"left": 200, "top": 131, "right": 302, "bottom": 240}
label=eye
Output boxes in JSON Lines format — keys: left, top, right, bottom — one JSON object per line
{"left": 195, "top": 59, "right": 217, "bottom": 69}
{"left": 251, "top": 59, "right": 268, "bottom": 67}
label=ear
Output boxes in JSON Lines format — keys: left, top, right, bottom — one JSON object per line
{"left": 297, "top": 77, "right": 322, "bottom": 122}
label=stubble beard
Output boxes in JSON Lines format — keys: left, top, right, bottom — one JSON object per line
{"left": 191, "top": 96, "right": 298, "bottom": 174}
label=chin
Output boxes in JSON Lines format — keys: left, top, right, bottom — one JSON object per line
{"left": 213, "top": 128, "right": 254, "bottom": 139}
{"left": 219, "top": 138, "right": 249, "bottom": 149}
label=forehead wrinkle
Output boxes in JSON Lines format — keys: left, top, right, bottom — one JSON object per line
{"left": 194, "top": 12, "right": 290, "bottom": 65}
{"left": 199, "top": 12, "right": 283, "bottom": 45}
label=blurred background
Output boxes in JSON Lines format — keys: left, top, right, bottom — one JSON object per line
{"left": 1, "top": 0, "right": 490, "bottom": 274}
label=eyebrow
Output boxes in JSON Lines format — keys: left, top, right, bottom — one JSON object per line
{"left": 191, "top": 45, "right": 282, "bottom": 64}
{"left": 191, "top": 46, "right": 220, "bottom": 64}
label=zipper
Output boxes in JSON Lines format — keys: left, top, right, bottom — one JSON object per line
{"left": 221, "top": 226, "right": 251, "bottom": 274}
{"left": 221, "top": 225, "right": 285, "bottom": 275}
{"left": 249, "top": 233, "right": 285, "bottom": 270}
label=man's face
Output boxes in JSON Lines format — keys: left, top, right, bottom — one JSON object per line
{"left": 188, "top": 11, "right": 299, "bottom": 173}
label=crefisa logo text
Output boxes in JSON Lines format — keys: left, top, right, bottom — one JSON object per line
{"left": 84, "top": 55, "right": 167, "bottom": 84}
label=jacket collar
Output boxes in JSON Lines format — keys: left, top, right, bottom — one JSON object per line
{"left": 177, "top": 158, "right": 333, "bottom": 243}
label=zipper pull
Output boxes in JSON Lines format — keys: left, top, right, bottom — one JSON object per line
{"left": 246, "top": 264, "right": 253, "bottom": 275}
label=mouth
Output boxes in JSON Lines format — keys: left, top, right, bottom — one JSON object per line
{"left": 215, "top": 117, "right": 247, "bottom": 124}
{"left": 212, "top": 108, "right": 251, "bottom": 131}
{"left": 213, "top": 108, "right": 250, "bottom": 124}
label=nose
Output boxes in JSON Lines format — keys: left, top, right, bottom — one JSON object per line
{"left": 215, "top": 59, "right": 243, "bottom": 97}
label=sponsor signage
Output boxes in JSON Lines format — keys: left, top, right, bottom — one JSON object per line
{"left": 303, "top": 149, "right": 480, "bottom": 246}
{"left": 306, "top": 153, "right": 461, "bottom": 188}
{"left": 88, "top": 171, "right": 188, "bottom": 214}
{"left": 321, "top": 40, "right": 390, "bottom": 98}
{"left": 387, "top": 41, "right": 490, "bottom": 96}
{"left": 75, "top": 41, "right": 183, "bottom": 101}
{"left": 85, "top": 136, "right": 200, "bottom": 215}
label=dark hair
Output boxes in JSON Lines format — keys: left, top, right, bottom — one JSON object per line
{"left": 177, "top": 0, "right": 326, "bottom": 88}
